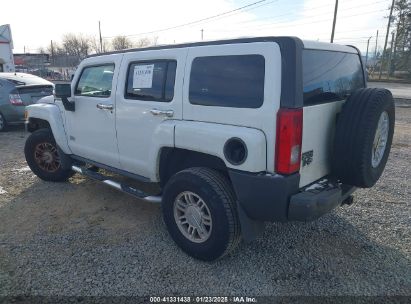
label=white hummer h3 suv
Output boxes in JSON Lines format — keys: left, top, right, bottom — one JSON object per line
{"left": 24, "top": 37, "right": 395, "bottom": 261}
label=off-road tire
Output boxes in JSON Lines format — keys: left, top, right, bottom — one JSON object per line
{"left": 332, "top": 88, "right": 395, "bottom": 188}
{"left": 25, "top": 128, "right": 74, "bottom": 182}
{"left": 162, "top": 167, "right": 241, "bottom": 261}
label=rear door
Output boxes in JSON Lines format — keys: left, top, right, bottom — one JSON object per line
{"left": 299, "top": 49, "right": 365, "bottom": 187}
{"left": 115, "top": 48, "right": 186, "bottom": 179}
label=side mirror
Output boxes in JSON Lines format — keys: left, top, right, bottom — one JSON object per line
{"left": 54, "top": 83, "right": 72, "bottom": 98}
{"left": 54, "top": 83, "right": 75, "bottom": 112}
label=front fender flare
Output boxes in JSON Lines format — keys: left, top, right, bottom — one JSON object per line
{"left": 26, "top": 103, "right": 72, "bottom": 154}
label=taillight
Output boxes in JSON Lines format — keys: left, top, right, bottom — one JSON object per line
{"left": 9, "top": 94, "right": 24, "bottom": 106}
{"left": 275, "top": 108, "right": 303, "bottom": 175}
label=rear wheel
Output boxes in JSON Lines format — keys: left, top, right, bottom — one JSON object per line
{"left": 162, "top": 167, "right": 241, "bottom": 261}
{"left": 0, "top": 112, "right": 7, "bottom": 132}
{"left": 25, "top": 129, "right": 73, "bottom": 182}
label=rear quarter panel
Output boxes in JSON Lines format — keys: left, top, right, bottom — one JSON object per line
{"left": 0, "top": 81, "right": 22, "bottom": 122}
{"left": 174, "top": 121, "right": 267, "bottom": 172}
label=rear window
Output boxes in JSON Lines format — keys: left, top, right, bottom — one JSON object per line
{"left": 189, "top": 55, "right": 265, "bottom": 108}
{"left": 17, "top": 85, "right": 53, "bottom": 95}
{"left": 303, "top": 50, "right": 364, "bottom": 106}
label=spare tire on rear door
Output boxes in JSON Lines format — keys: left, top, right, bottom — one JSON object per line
{"left": 332, "top": 88, "right": 395, "bottom": 188}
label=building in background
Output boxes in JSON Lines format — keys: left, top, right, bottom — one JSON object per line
{"left": 0, "top": 24, "right": 15, "bottom": 72}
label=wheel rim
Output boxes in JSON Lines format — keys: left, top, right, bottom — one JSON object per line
{"left": 372, "top": 111, "right": 389, "bottom": 168}
{"left": 34, "top": 142, "right": 61, "bottom": 172}
{"left": 173, "top": 191, "right": 212, "bottom": 243}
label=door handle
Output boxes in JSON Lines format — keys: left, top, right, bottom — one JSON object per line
{"left": 150, "top": 109, "right": 174, "bottom": 118}
{"left": 96, "top": 103, "right": 113, "bottom": 111}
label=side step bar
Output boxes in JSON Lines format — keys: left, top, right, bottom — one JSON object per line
{"left": 71, "top": 165, "right": 162, "bottom": 203}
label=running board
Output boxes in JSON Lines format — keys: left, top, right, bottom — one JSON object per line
{"left": 71, "top": 165, "right": 162, "bottom": 203}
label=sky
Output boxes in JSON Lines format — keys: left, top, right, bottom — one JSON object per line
{"left": 1, "top": 0, "right": 392, "bottom": 55}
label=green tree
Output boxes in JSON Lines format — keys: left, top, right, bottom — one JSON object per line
{"left": 391, "top": 0, "right": 411, "bottom": 78}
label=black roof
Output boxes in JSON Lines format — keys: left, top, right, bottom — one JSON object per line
{"left": 87, "top": 36, "right": 302, "bottom": 58}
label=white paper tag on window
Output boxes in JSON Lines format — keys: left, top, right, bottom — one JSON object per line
{"left": 133, "top": 64, "right": 154, "bottom": 88}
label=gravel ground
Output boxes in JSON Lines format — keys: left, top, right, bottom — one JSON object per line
{"left": 0, "top": 104, "right": 410, "bottom": 297}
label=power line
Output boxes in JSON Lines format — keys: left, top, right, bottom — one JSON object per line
{"left": 102, "top": 0, "right": 388, "bottom": 43}
{"left": 206, "top": 8, "right": 386, "bottom": 34}
{"left": 207, "top": 25, "right": 387, "bottom": 38}
{"left": 184, "top": 0, "right": 278, "bottom": 27}
{"left": 103, "top": 0, "right": 271, "bottom": 38}
{"left": 226, "top": 0, "right": 387, "bottom": 28}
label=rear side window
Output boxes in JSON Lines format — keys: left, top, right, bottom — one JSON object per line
{"left": 75, "top": 64, "right": 115, "bottom": 97}
{"left": 125, "top": 60, "right": 176, "bottom": 102}
{"left": 189, "top": 55, "right": 265, "bottom": 108}
{"left": 303, "top": 50, "right": 364, "bottom": 106}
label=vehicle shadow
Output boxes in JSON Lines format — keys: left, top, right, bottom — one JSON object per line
{"left": 0, "top": 177, "right": 410, "bottom": 296}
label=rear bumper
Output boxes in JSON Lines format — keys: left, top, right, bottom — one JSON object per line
{"left": 228, "top": 170, "right": 355, "bottom": 222}
{"left": 288, "top": 183, "right": 356, "bottom": 221}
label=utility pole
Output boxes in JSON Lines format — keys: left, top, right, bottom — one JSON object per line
{"left": 201, "top": 29, "right": 204, "bottom": 41}
{"left": 330, "top": 0, "right": 339, "bottom": 43}
{"left": 365, "top": 36, "right": 372, "bottom": 66}
{"left": 387, "top": 31, "right": 395, "bottom": 79}
{"left": 378, "top": 0, "right": 395, "bottom": 80}
{"left": 99, "top": 21, "right": 103, "bottom": 53}
{"left": 50, "top": 40, "right": 54, "bottom": 66}
{"left": 374, "top": 30, "right": 379, "bottom": 58}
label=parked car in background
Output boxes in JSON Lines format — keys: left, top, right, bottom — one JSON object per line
{"left": 30, "top": 68, "right": 63, "bottom": 80}
{"left": 0, "top": 73, "right": 53, "bottom": 131}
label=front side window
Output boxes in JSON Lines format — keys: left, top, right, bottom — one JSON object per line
{"left": 189, "top": 55, "right": 265, "bottom": 108}
{"left": 303, "top": 50, "right": 365, "bottom": 106}
{"left": 125, "top": 60, "right": 176, "bottom": 102}
{"left": 75, "top": 64, "right": 115, "bottom": 97}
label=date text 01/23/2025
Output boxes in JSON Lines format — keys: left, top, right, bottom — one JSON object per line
{"left": 149, "top": 296, "right": 257, "bottom": 303}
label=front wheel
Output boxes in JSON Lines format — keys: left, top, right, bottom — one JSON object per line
{"left": 162, "top": 168, "right": 241, "bottom": 261}
{"left": 25, "top": 129, "right": 73, "bottom": 182}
